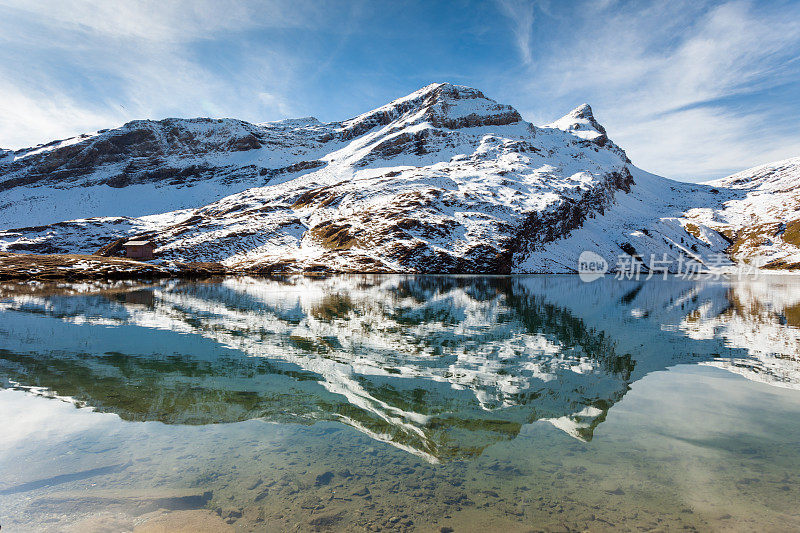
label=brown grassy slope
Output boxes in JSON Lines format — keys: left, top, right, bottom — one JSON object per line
{"left": 0, "top": 253, "right": 229, "bottom": 280}
{"left": 0, "top": 252, "right": 170, "bottom": 280}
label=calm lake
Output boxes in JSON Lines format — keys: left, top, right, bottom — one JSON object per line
{"left": 1, "top": 275, "right": 799, "bottom": 532}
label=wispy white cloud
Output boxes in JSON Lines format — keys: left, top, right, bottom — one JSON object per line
{"left": 508, "top": 0, "right": 800, "bottom": 179}
{"left": 0, "top": 0, "right": 314, "bottom": 43}
{"left": 257, "top": 92, "right": 294, "bottom": 118}
{"left": 496, "top": 0, "right": 536, "bottom": 64}
{"left": 611, "top": 106, "right": 800, "bottom": 180}
{"left": 0, "top": 78, "right": 126, "bottom": 148}
{"left": 0, "top": 0, "right": 321, "bottom": 148}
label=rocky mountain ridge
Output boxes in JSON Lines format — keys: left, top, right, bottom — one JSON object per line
{"left": 0, "top": 83, "right": 797, "bottom": 273}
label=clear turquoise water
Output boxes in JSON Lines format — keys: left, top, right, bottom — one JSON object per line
{"left": 0, "top": 275, "right": 799, "bottom": 531}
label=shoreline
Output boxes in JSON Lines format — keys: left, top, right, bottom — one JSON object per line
{"left": 0, "top": 252, "right": 229, "bottom": 281}
{"left": 1, "top": 252, "right": 798, "bottom": 281}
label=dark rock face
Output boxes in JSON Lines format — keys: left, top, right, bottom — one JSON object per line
{"left": 548, "top": 104, "right": 631, "bottom": 162}
{"left": 336, "top": 83, "right": 522, "bottom": 144}
{"left": 0, "top": 117, "right": 328, "bottom": 195}
{"left": 500, "top": 169, "right": 636, "bottom": 272}
{"left": 570, "top": 104, "right": 607, "bottom": 136}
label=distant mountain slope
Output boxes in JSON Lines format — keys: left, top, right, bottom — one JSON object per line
{"left": 0, "top": 83, "right": 797, "bottom": 272}
{"left": 692, "top": 157, "right": 800, "bottom": 269}
{"left": 0, "top": 116, "right": 333, "bottom": 227}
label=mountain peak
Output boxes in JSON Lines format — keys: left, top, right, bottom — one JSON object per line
{"left": 354, "top": 82, "right": 505, "bottom": 119}
{"left": 414, "top": 82, "right": 488, "bottom": 100}
{"left": 569, "top": 103, "right": 596, "bottom": 120}
{"left": 338, "top": 83, "right": 523, "bottom": 140}
{"left": 545, "top": 103, "right": 608, "bottom": 141}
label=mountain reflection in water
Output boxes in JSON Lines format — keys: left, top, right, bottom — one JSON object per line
{"left": 0, "top": 275, "right": 798, "bottom": 463}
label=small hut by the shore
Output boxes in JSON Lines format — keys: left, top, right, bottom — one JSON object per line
{"left": 123, "top": 240, "right": 155, "bottom": 260}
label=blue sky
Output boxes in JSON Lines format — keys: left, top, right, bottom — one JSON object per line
{"left": 1, "top": 0, "right": 799, "bottom": 181}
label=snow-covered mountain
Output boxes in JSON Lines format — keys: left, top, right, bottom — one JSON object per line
{"left": 0, "top": 83, "right": 797, "bottom": 273}
{"left": 688, "top": 157, "right": 800, "bottom": 269}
